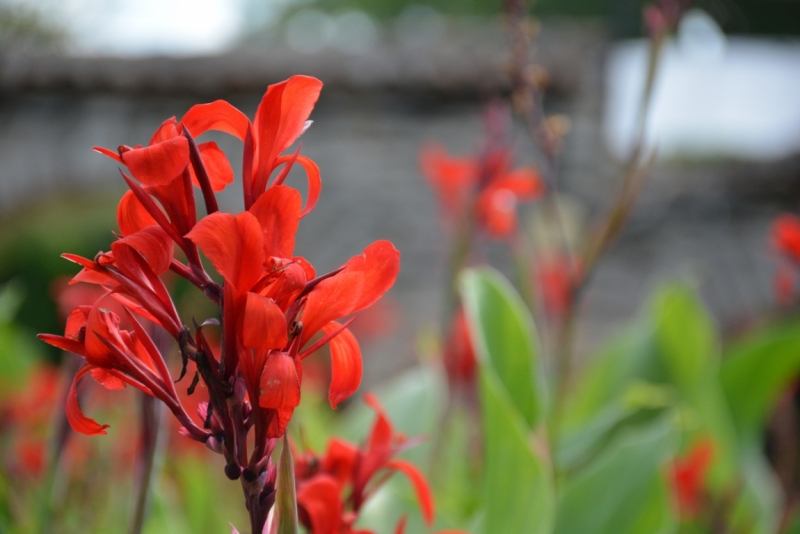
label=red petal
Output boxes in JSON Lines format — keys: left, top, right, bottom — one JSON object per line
{"left": 477, "top": 188, "right": 517, "bottom": 238}
{"left": 149, "top": 117, "right": 180, "bottom": 144}
{"left": 385, "top": 460, "right": 435, "bottom": 525}
{"left": 320, "top": 322, "right": 361, "bottom": 408}
{"left": 494, "top": 168, "right": 545, "bottom": 199}
{"left": 243, "top": 293, "right": 288, "bottom": 349}
{"left": 112, "top": 226, "right": 174, "bottom": 275}
{"left": 92, "top": 146, "right": 123, "bottom": 163}
{"left": 271, "top": 154, "right": 321, "bottom": 218}
{"left": 180, "top": 100, "right": 250, "bottom": 140}
{"left": 363, "top": 393, "right": 394, "bottom": 456}
{"left": 263, "top": 262, "right": 308, "bottom": 310}
{"left": 249, "top": 184, "right": 301, "bottom": 258}
{"left": 65, "top": 305, "right": 91, "bottom": 339}
{"left": 267, "top": 407, "right": 295, "bottom": 438}
{"left": 302, "top": 241, "right": 400, "bottom": 344}
{"left": 121, "top": 137, "right": 190, "bottom": 186}
{"left": 294, "top": 256, "right": 317, "bottom": 281}
{"left": 259, "top": 352, "right": 301, "bottom": 410}
{"left": 321, "top": 438, "right": 358, "bottom": 487}
{"left": 196, "top": 141, "right": 234, "bottom": 192}
{"left": 37, "top": 333, "right": 85, "bottom": 355}
{"left": 66, "top": 365, "right": 110, "bottom": 435}
{"left": 84, "top": 304, "right": 122, "bottom": 366}
{"left": 90, "top": 368, "right": 126, "bottom": 390}
{"left": 117, "top": 190, "right": 158, "bottom": 236}
{"left": 186, "top": 211, "right": 265, "bottom": 293}
{"left": 394, "top": 517, "right": 407, "bottom": 534}
{"left": 773, "top": 214, "right": 800, "bottom": 261}
{"left": 419, "top": 144, "right": 477, "bottom": 213}
{"left": 253, "top": 76, "right": 323, "bottom": 190}
{"left": 297, "top": 475, "right": 343, "bottom": 534}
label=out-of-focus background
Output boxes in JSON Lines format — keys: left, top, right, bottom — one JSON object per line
{"left": 0, "top": 0, "right": 799, "bottom": 530}
{"left": 3, "top": 0, "right": 800, "bottom": 382}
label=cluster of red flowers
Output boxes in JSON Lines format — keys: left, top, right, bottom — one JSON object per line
{"left": 420, "top": 143, "right": 544, "bottom": 239}
{"left": 293, "top": 394, "right": 434, "bottom": 534}
{"left": 38, "top": 75, "right": 401, "bottom": 531}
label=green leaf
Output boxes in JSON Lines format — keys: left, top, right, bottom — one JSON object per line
{"left": 480, "top": 367, "right": 555, "bottom": 534}
{"left": 721, "top": 319, "right": 800, "bottom": 439}
{"left": 274, "top": 434, "right": 298, "bottom": 534}
{"left": 651, "top": 283, "right": 718, "bottom": 389}
{"left": 460, "top": 267, "right": 546, "bottom": 428}
{"left": 651, "top": 283, "right": 738, "bottom": 478}
{"left": 555, "top": 417, "right": 678, "bottom": 534}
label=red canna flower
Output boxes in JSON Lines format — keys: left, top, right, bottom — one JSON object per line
{"left": 39, "top": 74, "right": 400, "bottom": 533}
{"left": 669, "top": 439, "right": 714, "bottom": 518}
{"left": 420, "top": 144, "right": 543, "bottom": 239}
{"left": 295, "top": 394, "right": 434, "bottom": 534}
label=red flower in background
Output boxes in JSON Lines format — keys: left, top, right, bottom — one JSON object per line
{"left": 294, "top": 394, "right": 434, "bottom": 534}
{"left": 770, "top": 214, "right": 800, "bottom": 305}
{"left": 443, "top": 308, "right": 477, "bottom": 386}
{"left": 535, "top": 254, "right": 581, "bottom": 320}
{"left": 420, "top": 144, "right": 544, "bottom": 239}
{"left": 669, "top": 439, "right": 714, "bottom": 517}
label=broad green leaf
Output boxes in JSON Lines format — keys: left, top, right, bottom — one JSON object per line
{"left": 561, "top": 322, "right": 661, "bottom": 432}
{"left": 555, "top": 417, "right": 677, "bottom": 534}
{"left": 480, "top": 368, "right": 555, "bottom": 534}
{"left": 274, "top": 434, "right": 299, "bottom": 534}
{"left": 650, "top": 283, "right": 738, "bottom": 478}
{"left": 460, "top": 267, "right": 545, "bottom": 428}
{"left": 651, "top": 283, "right": 718, "bottom": 388}
{"left": 721, "top": 319, "right": 800, "bottom": 439}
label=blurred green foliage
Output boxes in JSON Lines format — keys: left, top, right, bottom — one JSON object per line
{"left": 0, "top": 193, "right": 117, "bottom": 361}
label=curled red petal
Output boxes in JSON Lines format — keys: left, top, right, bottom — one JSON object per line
{"left": 196, "top": 141, "right": 234, "bottom": 192}
{"left": 249, "top": 184, "right": 301, "bottom": 258}
{"left": 297, "top": 475, "right": 343, "bottom": 534}
{"left": 149, "top": 117, "right": 180, "bottom": 144}
{"left": 121, "top": 136, "right": 190, "bottom": 186}
{"left": 302, "top": 241, "right": 400, "bottom": 344}
{"left": 117, "top": 190, "right": 158, "bottom": 236}
{"left": 319, "top": 322, "right": 361, "bottom": 408}
{"left": 90, "top": 368, "right": 126, "bottom": 390}
{"left": 259, "top": 351, "right": 301, "bottom": 410}
{"left": 253, "top": 76, "right": 323, "bottom": 191}
{"left": 385, "top": 460, "right": 435, "bottom": 525}
{"left": 112, "top": 226, "right": 174, "bottom": 275}
{"left": 273, "top": 154, "right": 321, "bottom": 218}
{"left": 67, "top": 364, "right": 110, "bottom": 435}
{"left": 180, "top": 100, "right": 250, "bottom": 140}
{"left": 186, "top": 211, "right": 265, "bottom": 292}
{"left": 243, "top": 292, "right": 288, "bottom": 350}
